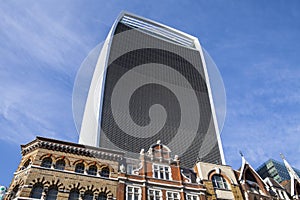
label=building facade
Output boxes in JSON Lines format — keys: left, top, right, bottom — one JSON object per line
{"left": 5, "top": 137, "right": 123, "bottom": 200}
{"left": 257, "top": 159, "right": 300, "bottom": 184}
{"left": 264, "top": 177, "right": 290, "bottom": 200}
{"left": 5, "top": 137, "right": 211, "bottom": 200}
{"left": 118, "top": 140, "right": 207, "bottom": 200}
{"left": 5, "top": 137, "right": 296, "bottom": 200}
{"left": 78, "top": 11, "right": 225, "bottom": 168}
{"left": 235, "top": 156, "right": 276, "bottom": 200}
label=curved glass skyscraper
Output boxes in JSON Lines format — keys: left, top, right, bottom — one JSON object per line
{"left": 78, "top": 12, "right": 225, "bottom": 167}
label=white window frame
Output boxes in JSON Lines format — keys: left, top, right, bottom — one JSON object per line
{"left": 166, "top": 191, "right": 180, "bottom": 200}
{"left": 152, "top": 164, "right": 172, "bottom": 180}
{"left": 126, "top": 185, "right": 141, "bottom": 200}
{"left": 212, "top": 174, "right": 229, "bottom": 190}
{"left": 148, "top": 189, "right": 162, "bottom": 200}
{"left": 186, "top": 194, "right": 199, "bottom": 200}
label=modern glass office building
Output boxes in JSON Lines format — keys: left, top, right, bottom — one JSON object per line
{"left": 256, "top": 159, "right": 300, "bottom": 183}
{"left": 78, "top": 12, "right": 225, "bottom": 168}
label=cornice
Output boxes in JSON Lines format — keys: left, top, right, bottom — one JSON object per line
{"left": 21, "top": 137, "right": 124, "bottom": 161}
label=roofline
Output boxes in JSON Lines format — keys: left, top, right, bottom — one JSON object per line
{"left": 22, "top": 136, "right": 125, "bottom": 156}
{"left": 118, "top": 11, "right": 198, "bottom": 42}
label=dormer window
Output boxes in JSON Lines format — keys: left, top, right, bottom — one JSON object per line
{"left": 153, "top": 164, "right": 171, "bottom": 180}
{"left": 212, "top": 174, "right": 229, "bottom": 190}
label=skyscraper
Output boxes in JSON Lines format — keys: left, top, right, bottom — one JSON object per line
{"left": 256, "top": 159, "right": 300, "bottom": 183}
{"left": 78, "top": 12, "right": 225, "bottom": 168}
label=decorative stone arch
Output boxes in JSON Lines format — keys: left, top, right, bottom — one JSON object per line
{"left": 28, "top": 177, "right": 48, "bottom": 199}
{"left": 29, "top": 178, "right": 65, "bottom": 196}
{"left": 29, "top": 177, "right": 49, "bottom": 187}
{"left": 73, "top": 159, "right": 89, "bottom": 168}
{"left": 87, "top": 161, "right": 102, "bottom": 169}
{"left": 67, "top": 183, "right": 82, "bottom": 200}
{"left": 44, "top": 183, "right": 61, "bottom": 200}
{"left": 79, "top": 185, "right": 98, "bottom": 198}
{"left": 208, "top": 168, "right": 234, "bottom": 184}
{"left": 45, "top": 179, "right": 65, "bottom": 191}
{"left": 67, "top": 182, "right": 84, "bottom": 193}
{"left": 19, "top": 155, "right": 34, "bottom": 170}
{"left": 40, "top": 153, "right": 54, "bottom": 161}
{"left": 39, "top": 153, "right": 55, "bottom": 167}
{"left": 53, "top": 155, "right": 71, "bottom": 167}
{"left": 99, "top": 164, "right": 114, "bottom": 173}
{"left": 68, "top": 183, "right": 113, "bottom": 199}
{"left": 82, "top": 184, "right": 98, "bottom": 193}
{"left": 96, "top": 186, "right": 113, "bottom": 199}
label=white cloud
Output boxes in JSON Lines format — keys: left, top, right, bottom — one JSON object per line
{"left": 221, "top": 55, "right": 300, "bottom": 170}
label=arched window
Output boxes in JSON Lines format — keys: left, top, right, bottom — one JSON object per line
{"left": 100, "top": 167, "right": 110, "bottom": 177}
{"left": 41, "top": 157, "right": 52, "bottom": 168}
{"left": 22, "top": 159, "right": 31, "bottom": 169}
{"left": 212, "top": 174, "right": 229, "bottom": 190}
{"left": 97, "top": 192, "right": 107, "bottom": 200}
{"left": 30, "top": 183, "right": 43, "bottom": 199}
{"left": 55, "top": 159, "right": 65, "bottom": 170}
{"left": 87, "top": 165, "right": 97, "bottom": 176}
{"left": 75, "top": 163, "right": 85, "bottom": 174}
{"left": 68, "top": 189, "right": 80, "bottom": 200}
{"left": 83, "top": 190, "right": 94, "bottom": 200}
{"left": 46, "top": 186, "right": 58, "bottom": 200}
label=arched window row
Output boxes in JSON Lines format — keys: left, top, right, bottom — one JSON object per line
{"left": 85, "top": 165, "right": 110, "bottom": 178}
{"left": 40, "top": 156, "right": 111, "bottom": 177}
{"left": 29, "top": 183, "right": 110, "bottom": 200}
{"left": 30, "top": 184, "right": 59, "bottom": 200}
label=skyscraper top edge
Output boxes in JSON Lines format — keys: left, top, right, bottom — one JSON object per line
{"left": 117, "top": 11, "right": 198, "bottom": 49}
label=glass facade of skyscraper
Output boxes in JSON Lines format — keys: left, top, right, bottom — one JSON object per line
{"left": 256, "top": 159, "right": 300, "bottom": 183}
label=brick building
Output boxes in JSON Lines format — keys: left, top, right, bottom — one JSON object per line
{"left": 5, "top": 137, "right": 123, "bottom": 200}
{"left": 5, "top": 137, "right": 206, "bottom": 200}
{"left": 5, "top": 137, "right": 295, "bottom": 200}
{"left": 234, "top": 156, "right": 278, "bottom": 200}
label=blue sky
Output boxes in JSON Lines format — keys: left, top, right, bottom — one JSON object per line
{"left": 1, "top": 1, "right": 300, "bottom": 186}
